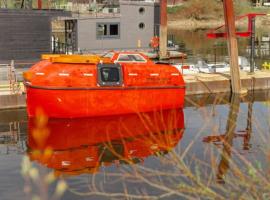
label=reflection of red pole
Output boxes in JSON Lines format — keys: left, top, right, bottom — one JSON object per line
{"left": 223, "top": 0, "right": 242, "bottom": 94}
{"left": 38, "top": 0, "right": 42, "bottom": 9}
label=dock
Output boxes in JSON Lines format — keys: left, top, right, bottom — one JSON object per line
{"left": 1, "top": 70, "right": 270, "bottom": 110}
{"left": 184, "top": 70, "right": 270, "bottom": 95}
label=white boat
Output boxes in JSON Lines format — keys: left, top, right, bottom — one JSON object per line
{"left": 173, "top": 56, "right": 256, "bottom": 75}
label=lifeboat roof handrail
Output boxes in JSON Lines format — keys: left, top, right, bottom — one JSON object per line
{"left": 41, "top": 54, "right": 112, "bottom": 64}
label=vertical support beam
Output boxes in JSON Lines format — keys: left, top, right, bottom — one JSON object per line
{"left": 65, "top": 20, "right": 68, "bottom": 54}
{"left": 38, "top": 0, "right": 42, "bottom": 9}
{"left": 159, "top": 0, "right": 168, "bottom": 59}
{"left": 250, "top": 16, "right": 255, "bottom": 73}
{"left": 223, "top": 0, "right": 242, "bottom": 93}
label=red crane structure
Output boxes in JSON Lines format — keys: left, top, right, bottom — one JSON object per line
{"left": 207, "top": 0, "right": 267, "bottom": 94}
{"left": 206, "top": 13, "right": 267, "bottom": 38}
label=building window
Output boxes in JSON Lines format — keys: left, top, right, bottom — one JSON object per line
{"left": 139, "top": 23, "right": 145, "bottom": 30}
{"left": 97, "top": 24, "right": 107, "bottom": 36}
{"left": 139, "top": 7, "right": 145, "bottom": 14}
{"left": 109, "top": 24, "right": 119, "bottom": 36}
{"left": 97, "top": 23, "right": 120, "bottom": 39}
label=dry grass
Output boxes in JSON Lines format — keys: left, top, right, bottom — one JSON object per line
{"left": 168, "top": 0, "right": 223, "bottom": 21}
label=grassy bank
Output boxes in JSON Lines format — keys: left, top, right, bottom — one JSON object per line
{"left": 168, "top": 0, "right": 270, "bottom": 30}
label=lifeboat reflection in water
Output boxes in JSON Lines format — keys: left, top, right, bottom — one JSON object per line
{"left": 27, "top": 109, "right": 184, "bottom": 176}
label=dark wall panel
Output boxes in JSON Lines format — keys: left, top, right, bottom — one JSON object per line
{"left": 0, "top": 9, "right": 70, "bottom": 61}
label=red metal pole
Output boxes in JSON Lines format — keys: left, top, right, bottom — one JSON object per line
{"left": 159, "top": 0, "right": 168, "bottom": 59}
{"left": 223, "top": 0, "right": 242, "bottom": 94}
{"left": 38, "top": 0, "right": 42, "bottom": 9}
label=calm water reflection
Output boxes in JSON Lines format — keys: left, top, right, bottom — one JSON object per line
{"left": 27, "top": 109, "right": 184, "bottom": 176}
{"left": 169, "top": 28, "right": 270, "bottom": 67}
{"left": 0, "top": 91, "right": 270, "bottom": 199}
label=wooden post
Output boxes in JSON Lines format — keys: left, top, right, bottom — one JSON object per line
{"left": 223, "top": 0, "right": 242, "bottom": 94}
{"left": 38, "top": 0, "right": 42, "bottom": 9}
{"left": 216, "top": 94, "right": 240, "bottom": 183}
{"left": 159, "top": 0, "right": 168, "bottom": 59}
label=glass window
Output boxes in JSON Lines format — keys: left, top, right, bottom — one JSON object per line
{"left": 117, "top": 54, "right": 133, "bottom": 62}
{"left": 139, "top": 7, "right": 145, "bottom": 14}
{"left": 130, "top": 54, "right": 146, "bottom": 62}
{"left": 110, "top": 24, "right": 119, "bottom": 36}
{"left": 139, "top": 23, "right": 145, "bottom": 30}
{"left": 97, "top": 23, "right": 120, "bottom": 39}
{"left": 117, "top": 54, "right": 146, "bottom": 62}
{"left": 97, "top": 24, "right": 107, "bottom": 37}
{"left": 100, "top": 67, "right": 120, "bottom": 82}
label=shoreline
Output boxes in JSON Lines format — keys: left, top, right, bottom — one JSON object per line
{"left": 168, "top": 17, "right": 270, "bottom": 30}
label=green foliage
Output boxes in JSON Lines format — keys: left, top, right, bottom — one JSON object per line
{"left": 235, "top": 0, "right": 256, "bottom": 14}
{"left": 167, "top": 6, "right": 182, "bottom": 14}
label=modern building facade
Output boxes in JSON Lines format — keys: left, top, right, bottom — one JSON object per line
{"left": 61, "top": 1, "right": 160, "bottom": 53}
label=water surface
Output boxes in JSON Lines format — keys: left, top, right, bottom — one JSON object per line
{"left": 0, "top": 91, "right": 269, "bottom": 199}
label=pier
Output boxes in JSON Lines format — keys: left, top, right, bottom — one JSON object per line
{"left": 184, "top": 70, "right": 270, "bottom": 95}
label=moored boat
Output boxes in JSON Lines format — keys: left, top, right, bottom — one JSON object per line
{"left": 24, "top": 52, "right": 185, "bottom": 118}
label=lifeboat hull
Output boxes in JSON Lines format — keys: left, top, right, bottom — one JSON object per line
{"left": 26, "top": 86, "right": 185, "bottom": 118}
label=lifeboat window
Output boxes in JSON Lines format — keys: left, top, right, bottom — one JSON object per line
{"left": 117, "top": 54, "right": 146, "bottom": 63}
{"left": 132, "top": 54, "right": 146, "bottom": 62}
{"left": 101, "top": 68, "right": 119, "bottom": 82}
{"left": 97, "top": 63, "right": 123, "bottom": 86}
{"left": 117, "top": 54, "right": 131, "bottom": 62}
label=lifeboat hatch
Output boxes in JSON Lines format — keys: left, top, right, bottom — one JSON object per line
{"left": 97, "top": 63, "right": 123, "bottom": 86}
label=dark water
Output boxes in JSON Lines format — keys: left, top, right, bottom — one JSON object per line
{"left": 169, "top": 28, "right": 270, "bottom": 67}
{"left": 0, "top": 91, "right": 270, "bottom": 200}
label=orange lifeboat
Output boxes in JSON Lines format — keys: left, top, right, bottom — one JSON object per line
{"left": 27, "top": 109, "right": 184, "bottom": 176}
{"left": 24, "top": 52, "right": 185, "bottom": 118}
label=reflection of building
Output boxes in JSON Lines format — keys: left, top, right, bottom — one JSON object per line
{"left": 0, "top": 121, "right": 27, "bottom": 154}
{"left": 59, "top": 1, "right": 160, "bottom": 53}
{"left": 0, "top": 109, "right": 27, "bottom": 154}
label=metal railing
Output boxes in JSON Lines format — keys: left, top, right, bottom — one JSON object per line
{"left": 0, "top": 60, "right": 21, "bottom": 94}
{"left": 52, "top": 40, "right": 73, "bottom": 54}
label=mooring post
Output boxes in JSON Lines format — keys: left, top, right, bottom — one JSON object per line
{"left": 38, "top": 0, "right": 42, "bottom": 9}
{"left": 250, "top": 16, "right": 255, "bottom": 73}
{"left": 223, "top": 0, "right": 242, "bottom": 94}
{"left": 159, "top": 0, "right": 168, "bottom": 59}
{"left": 216, "top": 94, "right": 240, "bottom": 183}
